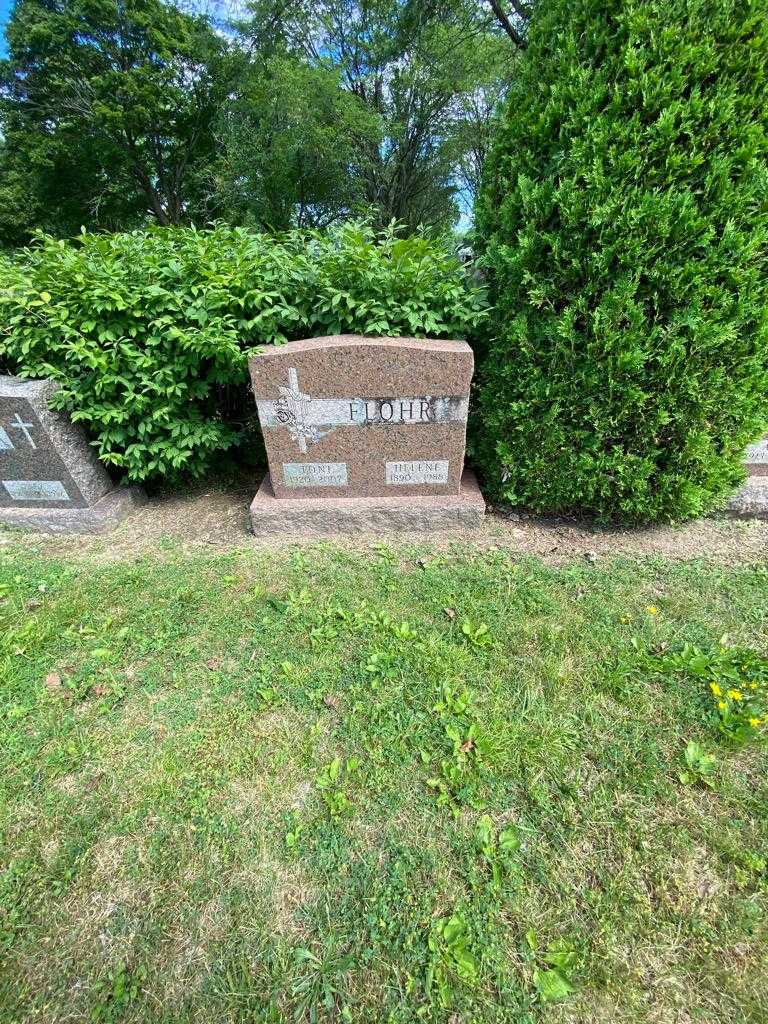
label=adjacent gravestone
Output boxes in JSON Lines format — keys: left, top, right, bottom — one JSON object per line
{"left": 745, "top": 436, "right": 768, "bottom": 477}
{"left": 730, "top": 434, "right": 768, "bottom": 516}
{"left": 248, "top": 335, "right": 484, "bottom": 534}
{"left": 0, "top": 377, "right": 144, "bottom": 533}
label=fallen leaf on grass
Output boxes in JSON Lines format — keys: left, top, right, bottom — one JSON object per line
{"left": 460, "top": 739, "right": 475, "bottom": 754}
{"left": 44, "top": 672, "right": 62, "bottom": 690}
{"left": 443, "top": 607, "right": 456, "bottom": 620}
{"left": 205, "top": 658, "right": 222, "bottom": 671}
{"left": 534, "top": 967, "right": 574, "bottom": 1002}
{"left": 92, "top": 684, "right": 110, "bottom": 697}
{"left": 323, "top": 694, "right": 341, "bottom": 711}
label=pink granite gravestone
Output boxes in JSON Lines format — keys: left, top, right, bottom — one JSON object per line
{"left": 248, "top": 335, "right": 484, "bottom": 535}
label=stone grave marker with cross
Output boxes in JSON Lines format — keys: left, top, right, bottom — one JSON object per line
{"left": 247, "top": 335, "right": 485, "bottom": 535}
{"left": 0, "top": 376, "right": 144, "bottom": 533}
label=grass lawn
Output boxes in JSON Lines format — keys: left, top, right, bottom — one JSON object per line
{"left": 1, "top": 539, "right": 767, "bottom": 1023}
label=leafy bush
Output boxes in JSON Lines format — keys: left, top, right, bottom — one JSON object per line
{"left": 474, "top": 0, "right": 768, "bottom": 522}
{"left": 0, "top": 223, "right": 486, "bottom": 482}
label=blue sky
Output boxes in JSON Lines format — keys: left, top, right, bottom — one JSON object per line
{"left": 0, "top": 0, "right": 11, "bottom": 58}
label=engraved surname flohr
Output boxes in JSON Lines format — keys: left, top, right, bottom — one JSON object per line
{"left": 257, "top": 368, "right": 467, "bottom": 452}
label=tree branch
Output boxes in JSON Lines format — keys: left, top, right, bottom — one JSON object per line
{"left": 486, "top": 0, "right": 527, "bottom": 48}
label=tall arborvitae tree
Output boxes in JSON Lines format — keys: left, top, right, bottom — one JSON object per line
{"left": 475, "top": 0, "right": 768, "bottom": 522}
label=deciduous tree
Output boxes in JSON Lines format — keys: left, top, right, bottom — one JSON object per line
{"left": 214, "top": 56, "right": 380, "bottom": 230}
{"left": 0, "top": 0, "right": 233, "bottom": 243}
{"left": 247, "top": 0, "right": 514, "bottom": 231}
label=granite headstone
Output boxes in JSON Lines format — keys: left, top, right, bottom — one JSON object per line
{"left": 729, "top": 433, "right": 768, "bottom": 516}
{"left": 745, "top": 436, "right": 768, "bottom": 478}
{"left": 0, "top": 376, "right": 144, "bottom": 533}
{"left": 248, "top": 335, "right": 484, "bottom": 534}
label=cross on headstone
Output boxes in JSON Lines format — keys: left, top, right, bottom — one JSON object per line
{"left": 10, "top": 412, "right": 37, "bottom": 449}
{"left": 0, "top": 376, "right": 144, "bottom": 532}
{"left": 247, "top": 334, "right": 485, "bottom": 535}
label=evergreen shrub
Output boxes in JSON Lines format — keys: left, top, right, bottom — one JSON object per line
{"left": 475, "top": 0, "right": 768, "bottom": 521}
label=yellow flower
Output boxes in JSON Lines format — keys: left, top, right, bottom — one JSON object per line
{"left": 646, "top": 605, "right": 658, "bottom": 615}
{"left": 727, "top": 689, "right": 743, "bottom": 701}
{"left": 749, "top": 717, "right": 761, "bottom": 728}
{"left": 718, "top": 700, "right": 727, "bottom": 711}
{"left": 750, "top": 683, "right": 758, "bottom": 690}
{"left": 709, "top": 682, "right": 722, "bottom": 697}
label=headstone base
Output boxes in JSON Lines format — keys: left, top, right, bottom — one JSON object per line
{"left": 0, "top": 486, "right": 146, "bottom": 535}
{"left": 250, "top": 469, "right": 485, "bottom": 537}
{"left": 729, "top": 476, "right": 768, "bottom": 517}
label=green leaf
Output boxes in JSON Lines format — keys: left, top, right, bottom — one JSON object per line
{"left": 533, "top": 968, "right": 574, "bottom": 1002}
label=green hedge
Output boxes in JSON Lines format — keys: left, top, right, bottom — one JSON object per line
{"left": 0, "top": 223, "right": 487, "bottom": 482}
{"left": 475, "top": 0, "right": 768, "bottom": 522}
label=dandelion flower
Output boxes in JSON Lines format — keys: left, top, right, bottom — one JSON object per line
{"left": 646, "top": 605, "right": 658, "bottom": 615}
{"left": 727, "top": 689, "right": 743, "bottom": 701}
{"left": 718, "top": 700, "right": 727, "bottom": 711}
{"left": 749, "top": 717, "right": 761, "bottom": 728}
{"left": 710, "top": 682, "right": 722, "bottom": 696}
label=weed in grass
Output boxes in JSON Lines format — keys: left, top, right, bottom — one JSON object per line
{"left": 524, "top": 930, "right": 579, "bottom": 1004}
{"left": 645, "top": 641, "right": 768, "bottom": 742}
{"left": 291, "top": 941, "right": 355, "bottom": 1021}
{"left": 284, "top": 811, "right": 306, "bottom": 852}
{"left": 460, "top": 618, "right": 491, "bottom": 647}
{"left": 473, "top": 815, "right": 522, "bottom": 890}
{"left": 315, "top": 757, "right": 359, "bottom": 819}
{"left": 426, "top": 907, "right": 479, "bottom": 1009}
{"left": 91, "top": 961, "right": 147, "bottom": 1022}
{"left": 679, "top": 740, "right": 718, "bottom": 788}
